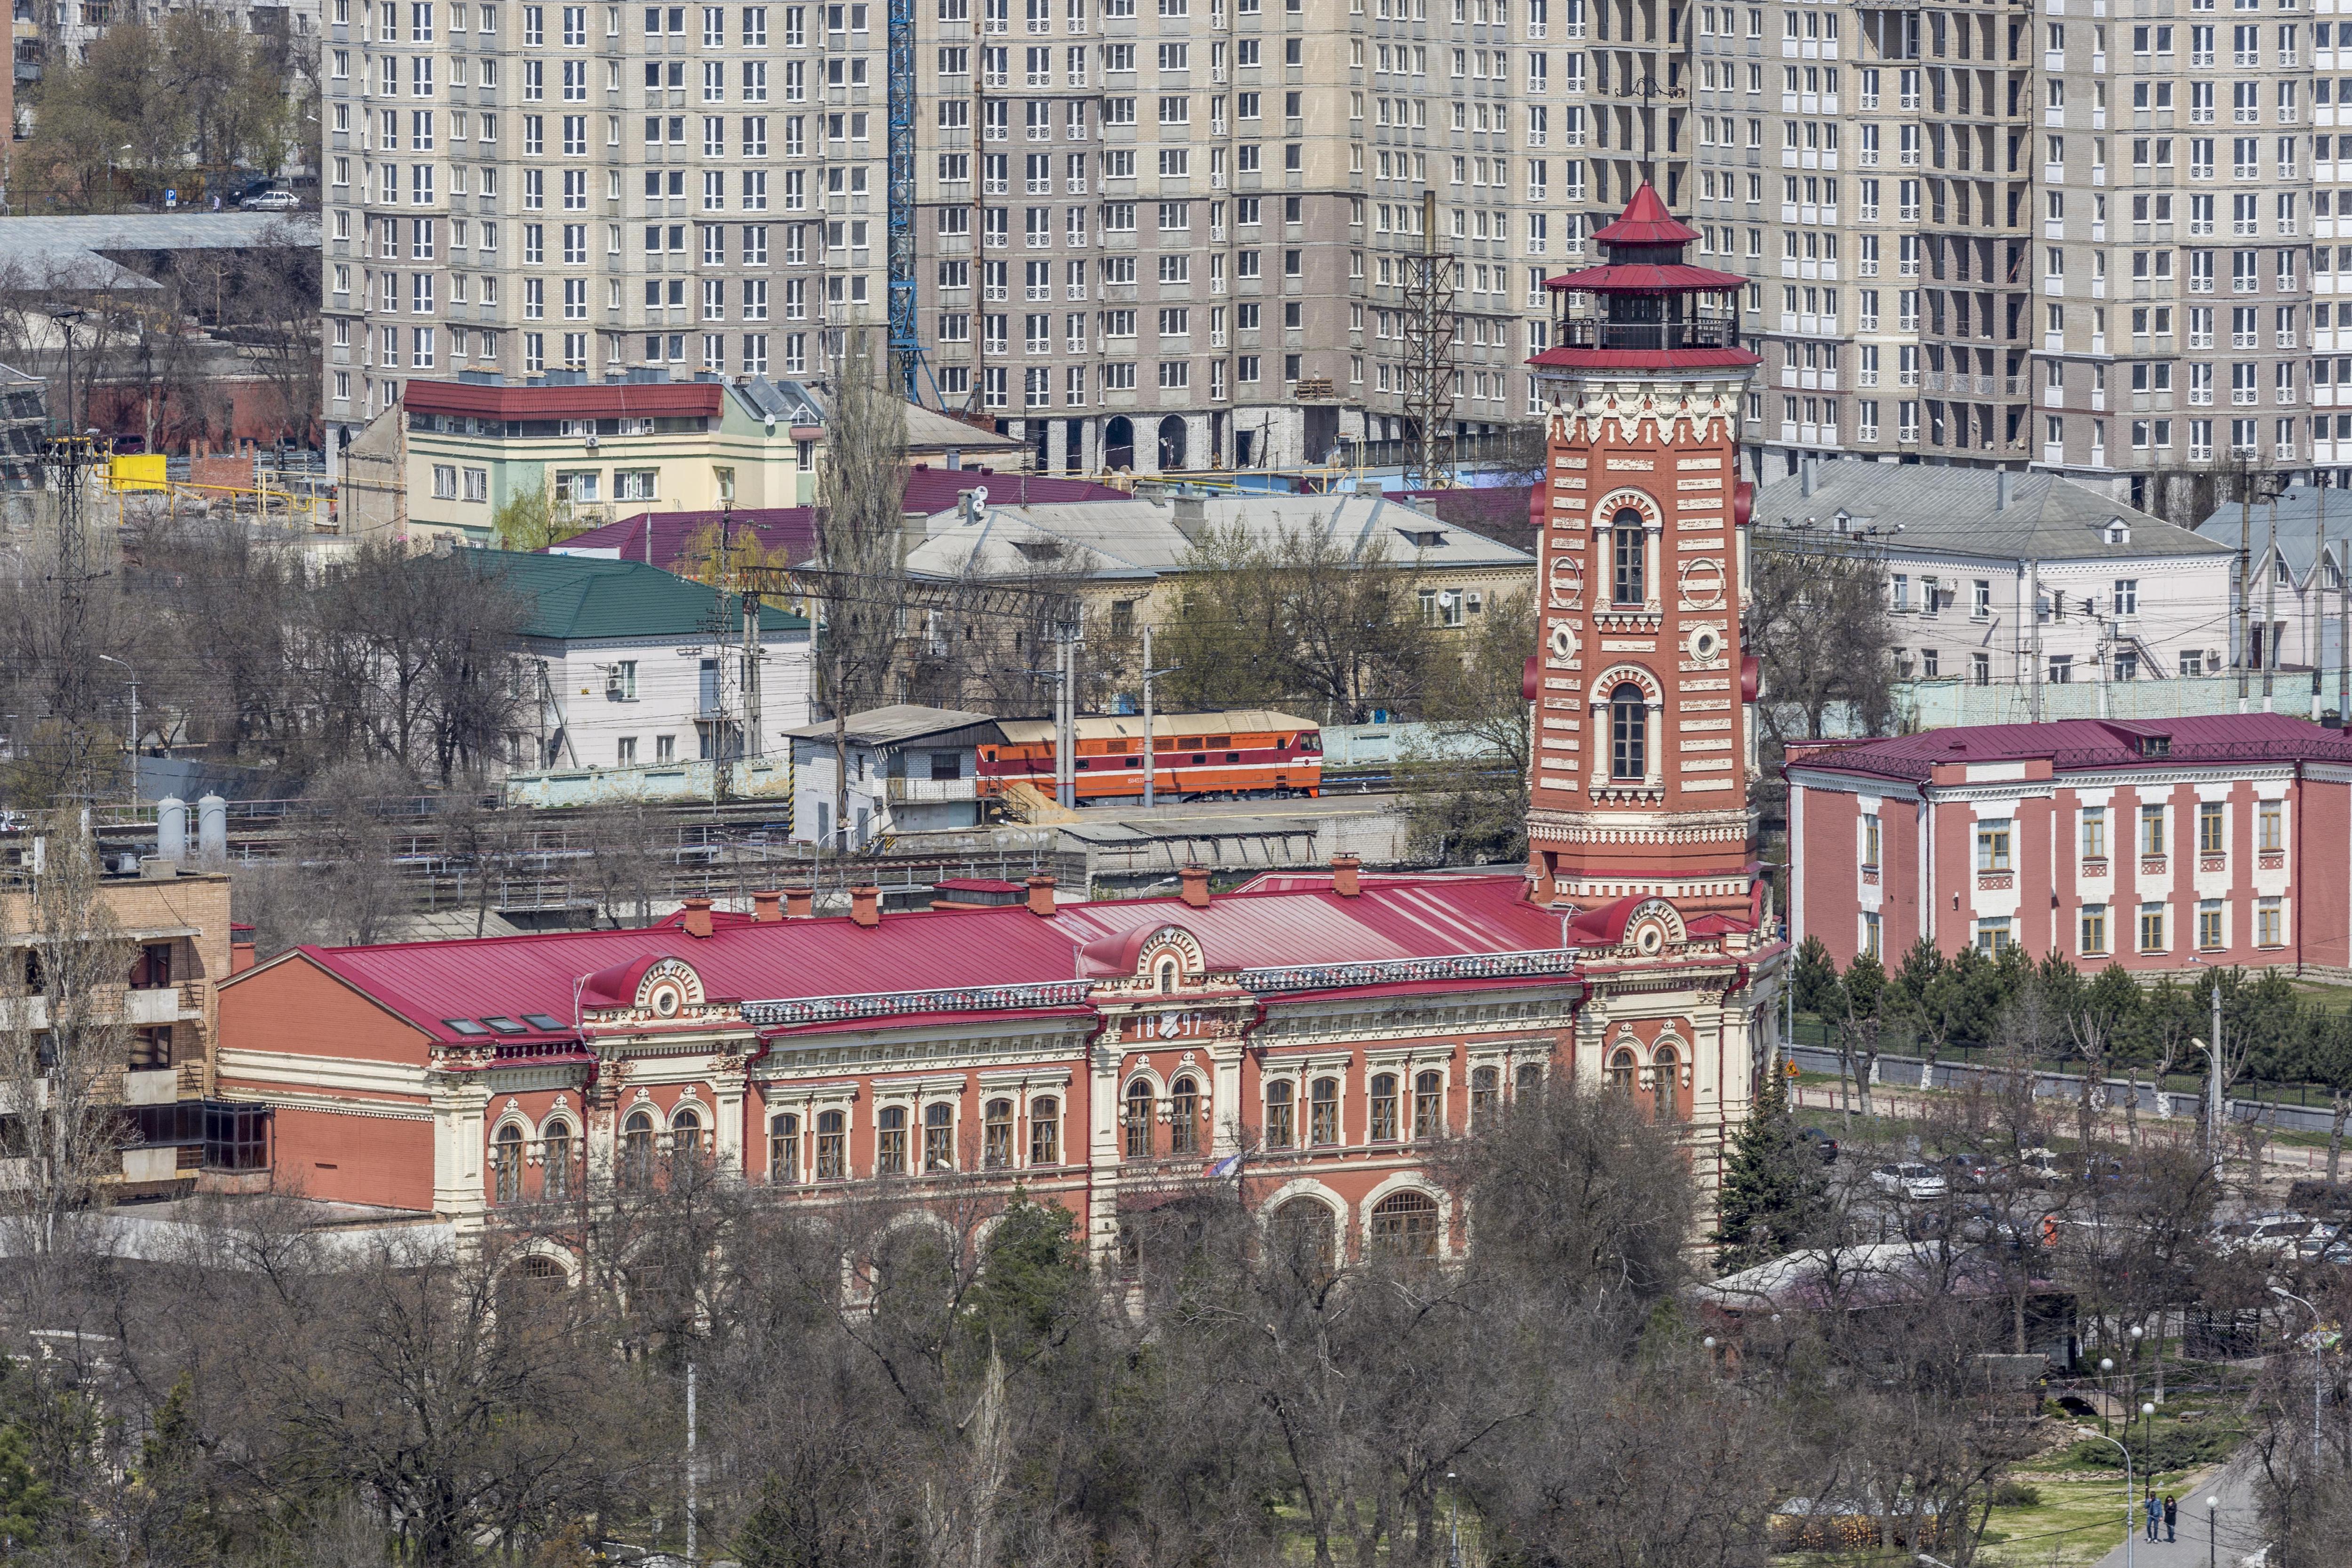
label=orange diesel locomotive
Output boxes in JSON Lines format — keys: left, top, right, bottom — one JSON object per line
{"left": 979, "top": 711, "right": 1322, "bottom": 804}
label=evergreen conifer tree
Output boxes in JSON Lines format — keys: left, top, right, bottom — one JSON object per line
{"left": 1713, "top": 1052, "right": 1826, "bottom": 1274}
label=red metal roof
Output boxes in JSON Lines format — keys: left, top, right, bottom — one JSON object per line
{"left": 550, "top": 467, "right": 1138, "bottom": 570}
{"left": 1544, "top": 263, "right": 1748, "bottom": 294}
{"left": 238, "top": 875, "right": 1581, "bottom": 1046}
{"left": 1787, "top": 713, "right": 2352, "bottom": 784}
{"left": 1592, "top": 182, "right": 1700, "bottom": 246}
{"left": 1527, "top": 346, "right": 1763, "bottom": 371}
{"left": 404, "top": 380, "right": 723, "bottom": 420}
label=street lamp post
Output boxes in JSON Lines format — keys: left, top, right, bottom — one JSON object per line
{"left": 2100, "top": 1356, "right": 2117, "bottom": 1437}
{"left": 2205, "top": 1495, "right": 2218, "bottom": 1568}
{"left": 2139, "top": 1401, "right": 2156, "bottom": 1484}
{"left": 97, "top": 653, "right": 136, "bottom": 778}
{"left": 1444, "top": 1470, "right": 1461, "bottom": 1568}
{"left": 2270, "top": 1284, "right": 2324, "bottom": 1467}
{"left": 2089, "top": 1433, "right": 2134, "bottom": 1568}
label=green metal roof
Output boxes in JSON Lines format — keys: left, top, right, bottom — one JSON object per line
{"left": 456, "top": 549, "right": 809, "bottom": 642}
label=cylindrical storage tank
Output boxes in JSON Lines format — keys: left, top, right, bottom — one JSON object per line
{"left": 196, "top": 794, "right": 228, "bottom": 861}
{"left": 156, "top": 797, "right": 187, "bottom": 862}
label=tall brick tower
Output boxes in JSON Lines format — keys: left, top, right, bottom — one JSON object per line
{"left": 1524, "top": 184, "right": 1764, "bottom": 930}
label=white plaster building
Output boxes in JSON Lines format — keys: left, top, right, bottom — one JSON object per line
{"left": 1757, "top": 457, "right": 2235, "bottom": 689}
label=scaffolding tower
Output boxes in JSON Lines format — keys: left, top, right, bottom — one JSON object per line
{"left": 1400, "top": 190, "right": 1459, "bottom": 491}
{"left": 886, "top": 0, "right": 928, "bottom": 399}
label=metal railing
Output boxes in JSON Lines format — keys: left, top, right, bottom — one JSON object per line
{"left": 1557, "top": 317, "right": 1743, "bottom": 351}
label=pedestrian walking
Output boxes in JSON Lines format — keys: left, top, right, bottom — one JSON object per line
{"left": 2163, "top": 1494, "right": 2177, "bottom": 1542}
{"left": 2145, "top": 1491, "right": 2161, "bottom": 1541}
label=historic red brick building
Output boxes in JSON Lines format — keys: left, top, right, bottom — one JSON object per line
{"left": 209, "top": 187, "right": 1786, "bottom": 1256}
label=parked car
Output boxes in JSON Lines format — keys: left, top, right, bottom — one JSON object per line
{"left": 1870, "top": 1162, "right": 1950, "bottom": 1201}
{"left": 1796, "top": 1126, "right": 1839, "bottom": 1164}
{"left": 2217, "top": 1212, "right": 2312, "bottom": 1257}
{"left": 2294, "top": 1221, "right": 2344, "bottom": 1261}
{"left": 1937, "top": 1151, "right": 1994, "bottom": 1189}
{"left": 238, "top": 189, "right": 300, "bottom": 211}
{"left": 1911, "top": 1202, "right": 2035, "bottom": 1249}
{"left": 2015, "top": 1148, "right": 2065, "bottom": 1187}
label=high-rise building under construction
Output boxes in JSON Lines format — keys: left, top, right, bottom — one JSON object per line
{"left": 320, "top": 0, "right": 2347, "bottom": 510}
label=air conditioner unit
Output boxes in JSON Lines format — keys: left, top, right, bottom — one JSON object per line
{"left": 584, "top": 433, "right": 599, "bottom": 448}
{"left": 605, "top": 671, "right": 626, "bottom": 697}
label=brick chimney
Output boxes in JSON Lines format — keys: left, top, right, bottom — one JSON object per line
{"left": 681, "top": 897, "right": 714, "bottom": 938}
{"left": 1026, "top": 873, "right": 1057, "bottom": 916}
{"left": 1179, "top": 864, "right": 1211, "bottom": 908}
{"left": 752, "top": 890, "right": 782, "bottom": 923}
{"left": 850, "top": 885, "right": 882, "bottom": 928}
{"left": 1331, "top": 854, "right": 1361, "bottom": 897}
{"left": 784, "top": 886, "right": 814, "bottom": 918}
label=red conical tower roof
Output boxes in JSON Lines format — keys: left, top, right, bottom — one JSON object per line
{"left": 1591, "top": 182, "right": 1699, "bottom": 247}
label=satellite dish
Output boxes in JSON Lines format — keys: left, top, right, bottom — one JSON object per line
{"left": 764, "top": 414, "right": 777, "bottom": 435}
{"left": 972, "top": 486, "right": 989, "bottom": 506}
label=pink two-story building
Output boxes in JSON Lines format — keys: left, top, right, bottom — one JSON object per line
{"left": 1787, "top": 716, "right": 2352, "bottom": 975}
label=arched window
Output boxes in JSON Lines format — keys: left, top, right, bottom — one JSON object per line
{"left": 1157, "top": 957, "right": 1177, "bottom": 994}
{"left": 1264, "top": 1080, "right": 1295, "bottom": 1149}
{"left": 1607, "top": 1047, "right": 1639, "bottom": 1094}
{"left": 1123, "top": 1079, "right": 1155, "bottom": 1159}
{"left": 1413, "top": 1070, "right": 1443, "bottom": 1139}
{"left": 1515, "top": 1062, "right": 1543, "bottom": 1099}
{"left": 1368, "top": 1073, "right": 1399, "bottom": 1142}
{"left": 769, "top": 1113, "right": 800, "bottom": 1185}
{"left": 492, "top": 1123, "right": 524, "bottom": 1204}
{"left": 1470, "top": 1066, "right": 1500, "bottom": 1128}
{"left": 1609, "top": 683, "right": 1648, "bottom": 781}
{"left": 924, "top": 1101, "right": 954, "bottom": 1171}
{"left": 1370, "top": 1190, "right": 1441, "bottom": 1259}
{"left": 1028, "top": 1097, "right": 1060, "bottom": 1165}
{"left": 670, "top": 1104, "right": 704, "bottom": 1160}
{"left": 620, "top": 1109, "right": 657, "bottom": 1190}
{"left": 1611, "top": 506, "right": 1646, "bottom": 604}
{"left": 1168, "top": 1075, "right": 1200, "bottom": 1154}
{"left": 541, "top": 1118, "right": 574, "bottom": 1201}
{"left": 815, "top": 1109, "right": 847, "bottom": 1180}
{"left": 876, "top": 1106, "right": 908, "bottom": 1175}
{"left": 1309, "top": 1076, "right": 1341, "bottom": 1146}
{"left": 1272, "top": 1197, "right": 1337, "bottom": 1274}
{"left": 1652, "top": 1043, "right": 1682, "bottom": 1123}
{"left": 983, "top": 1098, "right": 1015, "bottom": 1169}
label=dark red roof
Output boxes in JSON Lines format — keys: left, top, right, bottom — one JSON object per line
{"left": 551, "top": 466, "right": 1137, "bottom": 571}
{"left": 1545, "top": 263, "right": 1750, "bottom": 294}
{"left": 231, "top": 875, "right": 1582, "bottom": 1047}
{"left": 404, "top": 380, "right": 723, "bottom": 420}
{"left": 1788, "top": 714, "right": 2352, "bottom": 784}
{"left": 553, "top": 509, "right": 819, "bottom": 568}
{"left": 1593, "top": 183, "right": 1700, "bottom": 247}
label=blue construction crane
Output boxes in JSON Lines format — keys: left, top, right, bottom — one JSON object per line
{"left": 885, "top": 0, "right": 932, "bottom": 401}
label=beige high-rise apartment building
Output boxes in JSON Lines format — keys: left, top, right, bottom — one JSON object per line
{"left": 321, "top": 0, "right": 2344, "bottom": 511}
{"left": 321, "top": 0, "right": 889, "bottom": 461}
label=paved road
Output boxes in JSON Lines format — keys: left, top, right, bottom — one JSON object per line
{"left": 2088, "top": 1457, "right": 2267, "bottom": 1568}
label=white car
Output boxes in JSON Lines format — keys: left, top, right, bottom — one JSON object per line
{"left": 238, "top": 189, "right": 300, "bottom": 211}
{"left": 1870, "top": 1162, "right": 1950, "bottom": 1201}
{"left": 2218, "top": 1212, "right": 2311, "bottom": 1257}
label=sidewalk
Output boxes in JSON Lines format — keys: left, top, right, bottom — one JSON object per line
{"left": 1792, "top": 1082, "right": 2336, "bottom": 1179}
{"left": 2088, "top": 1457, "right": 2266, "bottom": 1568}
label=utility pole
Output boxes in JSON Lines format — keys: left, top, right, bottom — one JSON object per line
{"left": 1141, "top": 622, "right": 1156, "bottom": 809}
{"left": 2238, "top": 460, "right": 2255, "bottom": 711}
{"left": 2317, "top": 483, "right": 2328, "bottom": 721}
{"left": 2264, "top": 495, "right": 2280, "bottom": 711}
{"left": 2340, "top": 476, "right": 2350, "bottom": 721}
{"left": 2028, "top": 559, "right": 2044, "bottom": 723}
{"left": 1051, "top": 623, "right": 1081, "bottom": 809}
